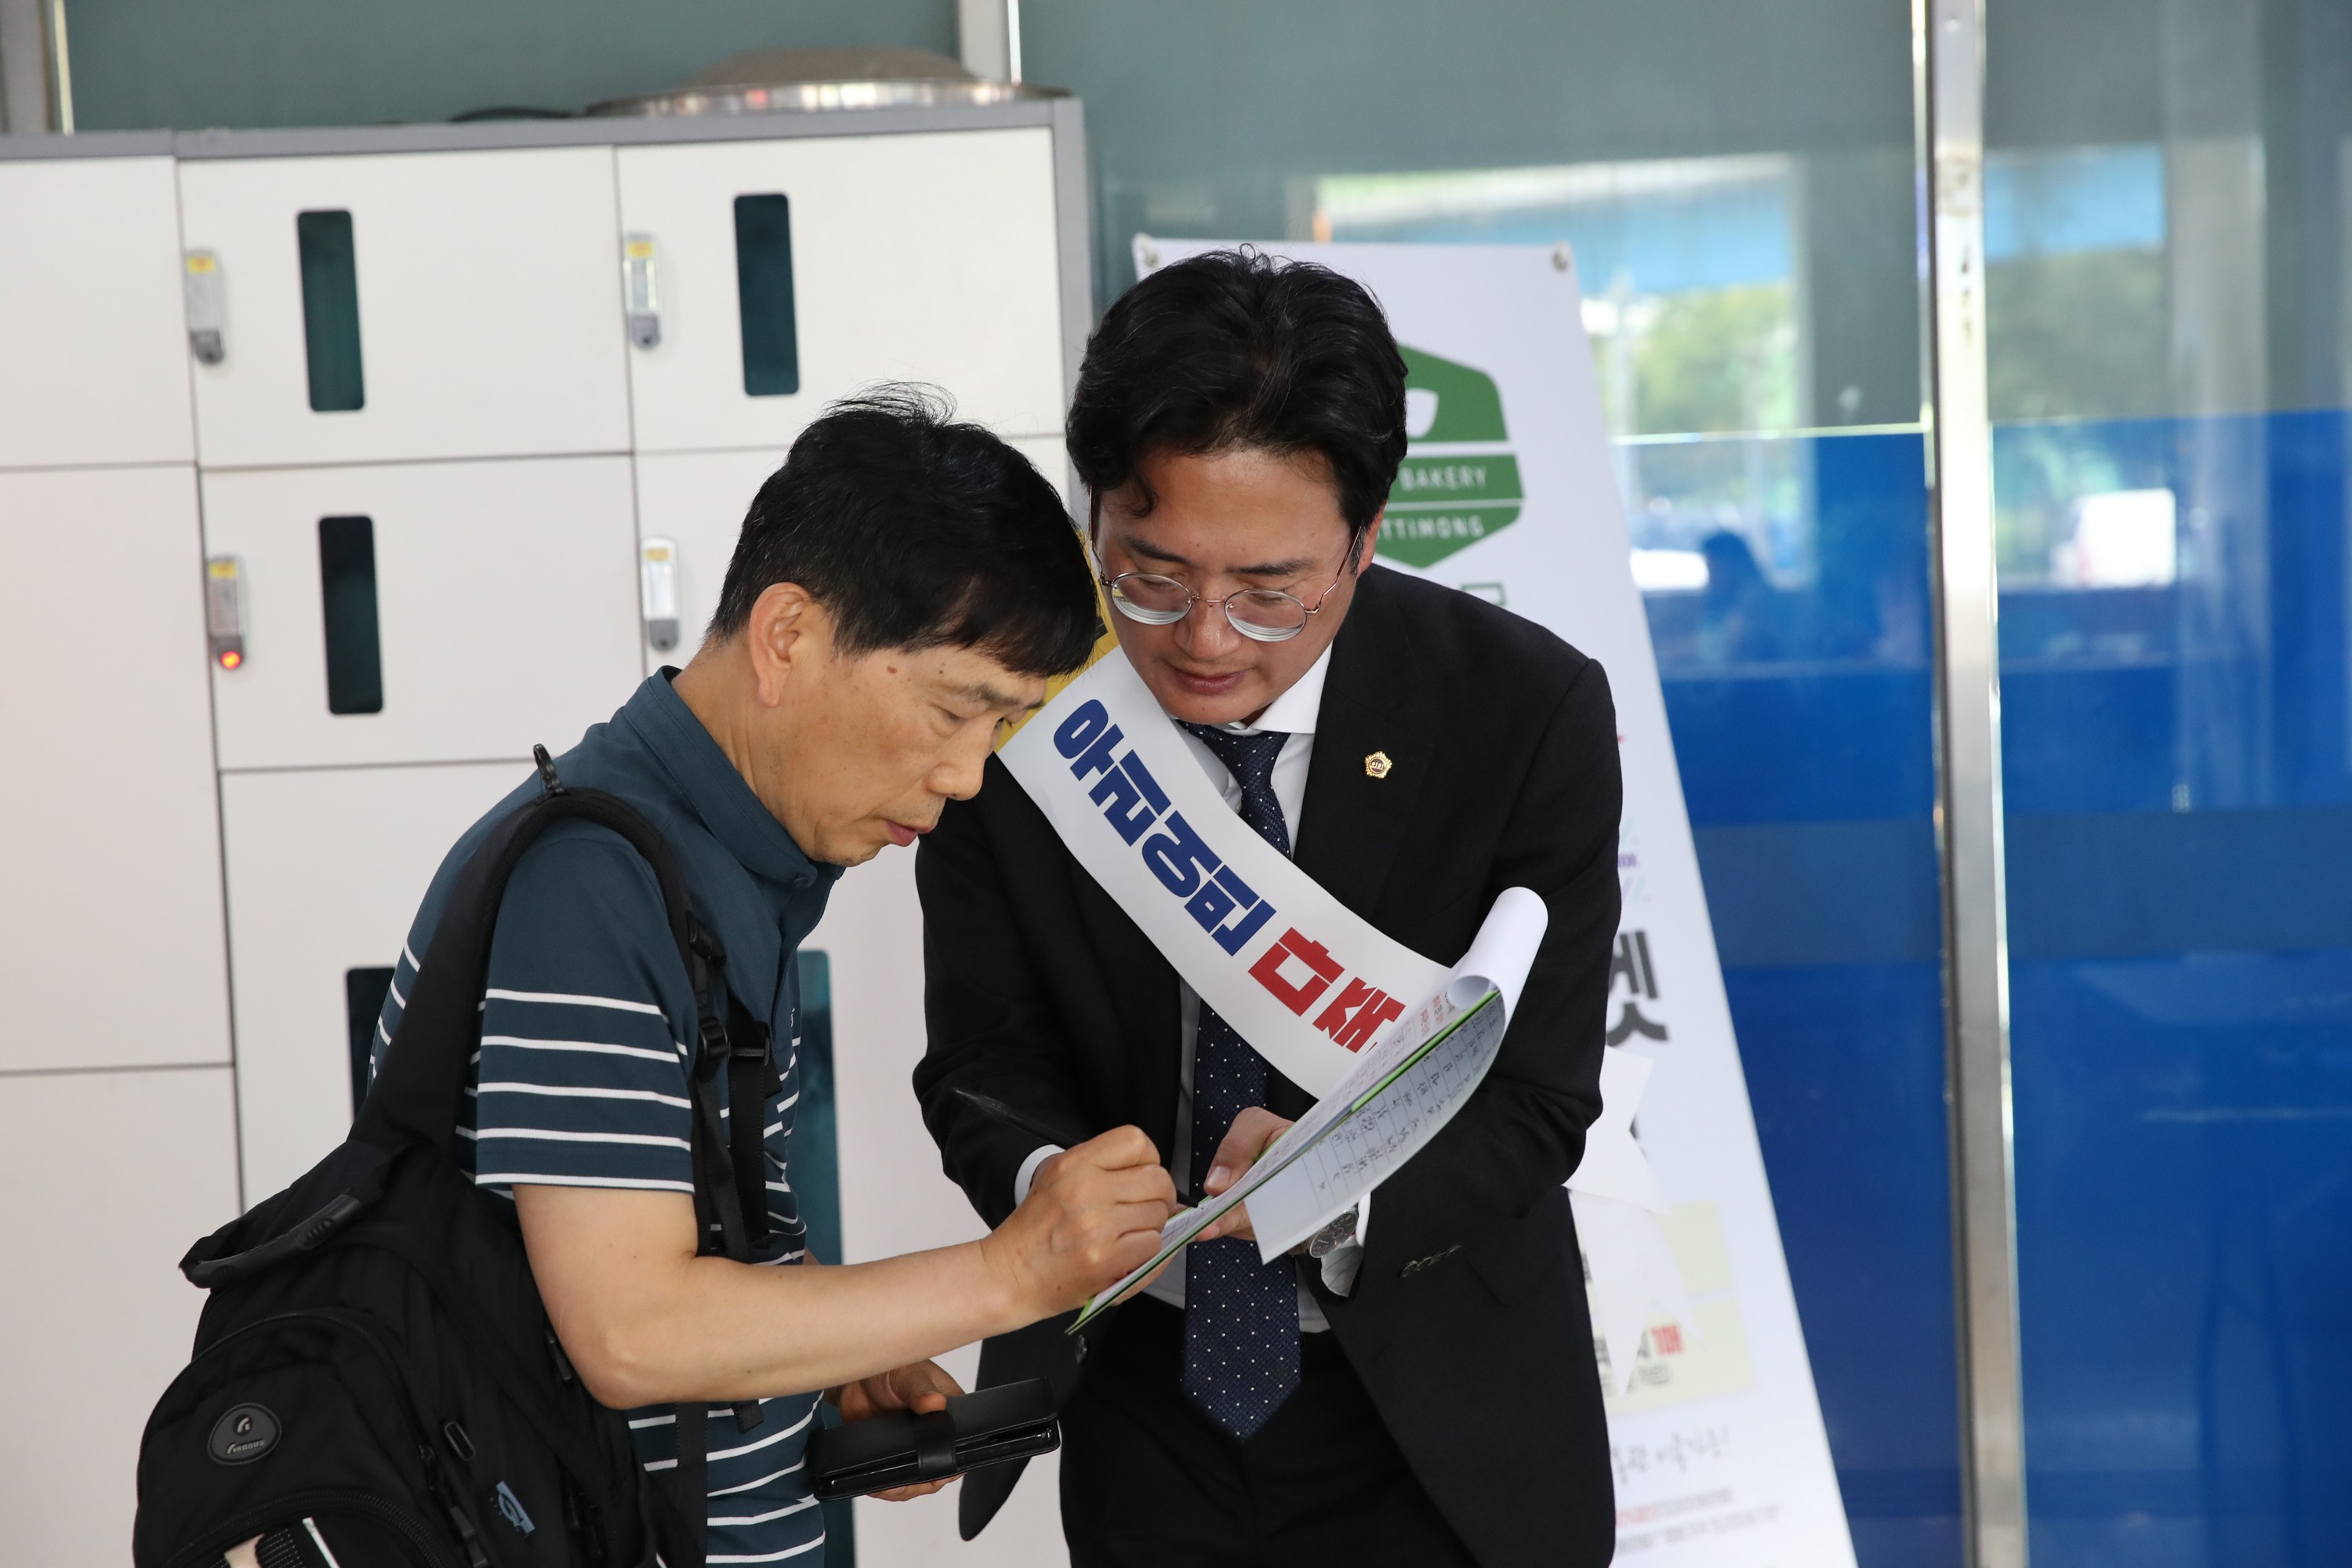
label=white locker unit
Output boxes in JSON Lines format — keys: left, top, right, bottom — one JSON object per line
{"left": 176, "top": 145, "right": 633, "bottom": 468}
{"left": 4, "top": 99, "right": 1091, "bottom": 1566}
{"left": 617, "top": 128, "right": 1070, "bottom": 454}
{"left": 0, "top": 143, "right": 195, "bottom": 470}
{"left": 220, "top": 762, "right": 524, "bottom": 1196}
{"left": 0, "top": 465, "right": 231, "bottom": 1073}
{"left": 0, "top": 1067, "right": 241, "bottom": 1566}
{"left": 203, "top": 456, "right": 644, "bottom": 769}
{"left": 632, "top": 434, "right": 1073, "bottom": 670}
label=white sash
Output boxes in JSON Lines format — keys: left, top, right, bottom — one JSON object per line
{"left": 1000, "top": 626, "right": 1662, "bottom": 1277}
{"left": 998, "top": 645, "right": 1442, "bottom": 1099}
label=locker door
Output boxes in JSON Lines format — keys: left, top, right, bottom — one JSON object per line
{"left": 616, "top": 129, "right": 1065, "bottom": 456}
{"left": 0, "top": 155, "right": 194, "bottom": 469}
{"left": 0, "top": 1066, "right": 240, "bottom": 1562}
{"left": 176, "top": 147, "right": 630, "bottom": 467}
{"left": 630, "top": 447, "right": 779, "bottom": 671}
{"left": 630, "top": 434, "right": 1071, "bottom": 671}
{"left": 204, "top": 456, "right": 644, "bottom": 771}
{"left": 222, "top": 762, "right": 519, "bottom": 1197}
{"left": 0, "top": 466, "right": 230, "bottom": 1073}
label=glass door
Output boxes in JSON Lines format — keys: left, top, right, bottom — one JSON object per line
{"left": 1984, "top": 4, "right": 2352, "bottom": 1562}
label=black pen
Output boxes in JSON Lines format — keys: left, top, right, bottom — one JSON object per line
{"left": 953, "top": 1086, "right": 1083, "bottom": 1150}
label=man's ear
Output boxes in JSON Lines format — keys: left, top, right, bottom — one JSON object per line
{"left": 744, "top": 581, "right": 826, "bottom": 706}
{"left": 1355, "top": 513, "right": 1384, "bottom": 573}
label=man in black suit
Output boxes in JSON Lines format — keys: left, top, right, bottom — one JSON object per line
{"left": 914, "top": 250, "right": 1621, "bottom": 1568}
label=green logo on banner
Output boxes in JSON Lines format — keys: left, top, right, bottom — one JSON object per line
{"left": 1380, "top": 347, "right": 1521, "bottom": 568}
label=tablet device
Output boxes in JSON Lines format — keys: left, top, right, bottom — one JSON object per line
{"left": 807, "top": 1378, "right": 1060, "bottom": 1501}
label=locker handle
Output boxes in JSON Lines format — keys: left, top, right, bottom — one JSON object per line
{"left": 641, "top": 536, "right": 681, "bottom": 652}
{"left": 184, "top": 250, "right": 227, "bottom": 365}
{"left": 623, "top": 232, "right": 662, "bottom": 349}
{"left": 205, "top": 556, "right": 246, "bottom": 669}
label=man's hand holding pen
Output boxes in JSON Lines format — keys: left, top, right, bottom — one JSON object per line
{"left": 980, "top": 1127, "right": 1179, "bottom": 1316}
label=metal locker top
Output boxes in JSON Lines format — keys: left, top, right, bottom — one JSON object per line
{"left": 0, "top": 129, "right": 174, "bottom": 158}
{"left": 0, "top": 95, "right": 1078, "bottom": 154}
{"left": 0, "top": 97, "right": 1095, "bottom": 399}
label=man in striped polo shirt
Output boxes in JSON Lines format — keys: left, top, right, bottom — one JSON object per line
{"left": 372, "top": 391, "right": 1180, "bottom": 1566}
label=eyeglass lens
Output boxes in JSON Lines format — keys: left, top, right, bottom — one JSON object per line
{"left": 1111, "top": 574, "right": 1309, "bottom": 635}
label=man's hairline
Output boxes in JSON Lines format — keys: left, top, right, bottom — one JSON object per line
{"left": 1084, "top": 441, "right": 1384, "bottom": 575}
{"left": 702, "top": 580, "right": 1084, "bottom": 706}
{"left": 1091, "top": 502, "right": 1374, "bottom": 583}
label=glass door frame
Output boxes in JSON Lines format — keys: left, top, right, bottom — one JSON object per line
{"left": 1918, "top": 0, "right": 2028, "bottom": 1564}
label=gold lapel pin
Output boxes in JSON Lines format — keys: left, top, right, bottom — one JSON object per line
{"left": 1364, "top": 750, "right": 1393, "bottom": 779}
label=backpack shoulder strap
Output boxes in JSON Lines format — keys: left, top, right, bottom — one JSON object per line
{"left": 356, "top": 747, "right": 770, "bottom": 1262}
{"left": 354, "top": 748, "right": 710, "bottom": 1156}
{"left": 354, "top": 747, "right": 772, "bottom": 1549}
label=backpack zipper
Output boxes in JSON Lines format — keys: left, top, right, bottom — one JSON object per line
{"left": 165, "top": 1489, "right": 462, "bottom": 1568}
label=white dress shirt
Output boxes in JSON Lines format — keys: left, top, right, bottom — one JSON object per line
{"left": 1012, "top": 648, "right": 1365, "bottom": 1330}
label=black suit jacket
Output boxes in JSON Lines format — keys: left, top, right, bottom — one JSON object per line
{"left": 913, "top": 565, "right": 1621, "bottom": 1568}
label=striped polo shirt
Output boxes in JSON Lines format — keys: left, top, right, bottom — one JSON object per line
{"left": 372, "top": 671, "right": 842, "bottom": 1566}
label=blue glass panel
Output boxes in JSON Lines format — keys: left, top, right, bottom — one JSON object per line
{"left": 1642, "top": 428, "right": 1961, "bottom": 1564}
{"left": 2000, "top": 410, "right": 2352, "bottom": 1567}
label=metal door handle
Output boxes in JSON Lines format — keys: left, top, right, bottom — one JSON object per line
{"left": 623, "top": 232, "right": 661, "bottom": 349}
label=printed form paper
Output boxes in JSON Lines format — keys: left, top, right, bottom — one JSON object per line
{"left": 1073, "top": 887, "right": 1549, "bottom": 1330}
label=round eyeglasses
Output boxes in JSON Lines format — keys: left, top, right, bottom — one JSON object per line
{"left": 1100, "top": 532, "right": 1363, "bottom": 644}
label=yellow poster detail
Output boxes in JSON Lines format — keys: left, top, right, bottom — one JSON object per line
{"left": 1588, "top": 1202, "right": 1758, "bottom": 1414}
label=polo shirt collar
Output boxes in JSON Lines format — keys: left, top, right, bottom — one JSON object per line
{"left": 621, "top": 671, "right": 841, "bottom": 895}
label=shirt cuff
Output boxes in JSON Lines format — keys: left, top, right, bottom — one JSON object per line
{"left": 1315, "top": 1189, "right": 1371, "bottom": 1298}
{"left": 1012, "top": 1143, "right": 1064, "bottom": 1208}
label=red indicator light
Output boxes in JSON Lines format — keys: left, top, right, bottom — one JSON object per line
{"left": 218, "top": 649, "right": 243, "bottom": 670}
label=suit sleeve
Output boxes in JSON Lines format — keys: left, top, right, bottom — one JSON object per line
{"left": 912, "top": 771, "right": 1098, "bottom": 1227}
{"left": 1360, "top": 656, "right": 1622, "bottom": 1279}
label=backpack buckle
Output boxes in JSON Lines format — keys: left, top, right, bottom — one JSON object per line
{"left": 685, "top": 915, "right": 725, "bottom": 967}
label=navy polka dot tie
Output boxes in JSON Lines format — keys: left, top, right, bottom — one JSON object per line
{"left": 1176, "top": 721, "right": 1301, "bottom": 1442}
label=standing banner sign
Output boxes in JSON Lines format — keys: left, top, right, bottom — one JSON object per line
{"left": 1139, "top": 237, "right": 1857, "bottom": 1566}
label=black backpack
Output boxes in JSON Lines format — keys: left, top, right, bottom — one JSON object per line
{"left": 136, "top": 753, "right": 786, "bottom": 1568}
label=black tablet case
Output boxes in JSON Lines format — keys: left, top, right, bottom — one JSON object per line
{"left": 807, "top": 1378, "right": 1060, "bottom": 1500}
